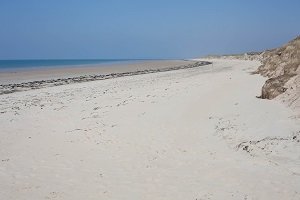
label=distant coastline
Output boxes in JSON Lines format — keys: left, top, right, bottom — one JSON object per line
{"left": 0, "top": 61, "right": 212, "bottom": 95}
{"left": 0, "top": 59, "right": 167, "bottom": 72}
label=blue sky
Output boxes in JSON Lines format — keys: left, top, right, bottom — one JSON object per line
{"left": 0, "top": 0, "right": 300, "bottom": 59}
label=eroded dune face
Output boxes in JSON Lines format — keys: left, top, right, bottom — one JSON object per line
{"left": 257, "top": 36, "right": 300, "bottom": 108}
{"left": 203, "top": 36, "right": 300, "bottom": 112}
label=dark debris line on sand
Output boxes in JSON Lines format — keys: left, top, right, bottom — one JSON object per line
{"left": 0, "top": 61, "right": 211, "bottom": 95}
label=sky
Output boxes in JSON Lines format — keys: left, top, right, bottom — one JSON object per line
{"left": 0, "top": 0, "right": 300, "bottom": 59}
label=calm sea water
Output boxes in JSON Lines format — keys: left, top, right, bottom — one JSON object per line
{"left": 0, "top": 59, "right": 147, "bottom": 72}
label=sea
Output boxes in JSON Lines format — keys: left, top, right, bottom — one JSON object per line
{"left": 0, "top": 59, "right": 148, "bottom": 72}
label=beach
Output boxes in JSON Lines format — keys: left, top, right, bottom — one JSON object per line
{"left": 0, "top": 58, "right": 300, "bottom": 199}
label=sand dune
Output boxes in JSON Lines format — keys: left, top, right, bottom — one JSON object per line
{"left": 0, "top": 59, "right": 299, "bottom": 199}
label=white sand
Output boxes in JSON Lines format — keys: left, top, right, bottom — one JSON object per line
{"left": 0, "top": 59, "right": 299, "bottom": 199}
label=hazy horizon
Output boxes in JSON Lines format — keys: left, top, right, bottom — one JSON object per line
{"left": 1, "top": 0, "right": 300, "bottom": 59}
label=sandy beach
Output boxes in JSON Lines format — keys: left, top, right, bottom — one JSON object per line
{"left": 0, "top": 58, "right": 300, "bottom": 199}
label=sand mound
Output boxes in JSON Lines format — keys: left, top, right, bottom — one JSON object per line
{"left": 207, "top": 36, "right": 300, "bottom": 112}
{"left": 256, "top": 36, "right": 300, "bottom": 103}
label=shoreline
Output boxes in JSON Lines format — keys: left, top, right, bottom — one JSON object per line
{"left": 0, "top": 60, "right": 211, "bottom": 95}
{"left": 0, "top": 60, "right": 195, "bottom": 84}
{"left": 0, "top": 59, "right": 165, "bottom": 73}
